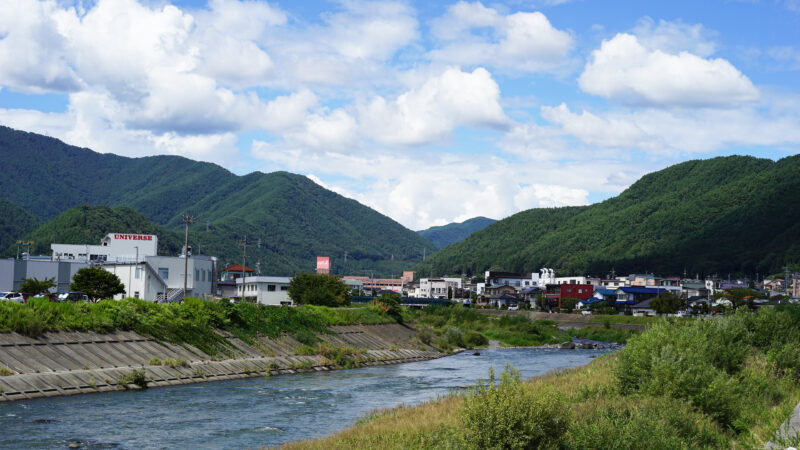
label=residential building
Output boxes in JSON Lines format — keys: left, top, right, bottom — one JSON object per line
{"left": 419, "top": 277, "right": 462, "bottom": 298}
{"left": 341, "top": 276, "right": 404, "bottom": 293}
{"left": 545, "top": 283, "right": 593, "bottom": 309}
{"left": 236, "top": 276, "right": 292, "bottom": 305}
{"left": 484, "top": 270, "right": 540, "bottom": 290}
{"left": 615, "top": 287, "right": 668, "bottom": 307}
{"left": 681, "top": 282, "right": 709, "bottom": 299}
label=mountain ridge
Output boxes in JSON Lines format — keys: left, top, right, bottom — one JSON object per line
{"left": 0, "top": 126, "right": 436, "bottom": 276}
{"left": 417, "top": 216, "right": 496, "bottom": 248}
{"left": 416, "top": 155, "right": 800, "bottom": 277}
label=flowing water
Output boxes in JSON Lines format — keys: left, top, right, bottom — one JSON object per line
{"left": 0, "top": 347, "right": 611, "bottom": 449}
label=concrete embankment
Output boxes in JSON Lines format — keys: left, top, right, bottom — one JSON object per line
{"left": 0, "top": 323, "right": 441, "bottom": 402}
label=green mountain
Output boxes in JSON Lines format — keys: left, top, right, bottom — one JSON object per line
{"left": 7, "top": 205, "right": 185, "bottom": 258}
{"left": 418, "top": 155, "right": 800, "bottom": 278}
{"left": 0, "top": 126, "right": 436, "bottom": 275}
{"left": 418, "top": 216, "right": 496, "bottom": 248}
{"left": 0, "top": 198, "right": 41, "bottom": 253}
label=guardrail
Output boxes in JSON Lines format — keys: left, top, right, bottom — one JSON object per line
{"left": 350, "top": 296, "right": 455, "bottom": 308}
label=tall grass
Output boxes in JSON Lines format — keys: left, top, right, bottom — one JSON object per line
{"left": 283, "top": 305, "right": 800, "bottom": 449}
{"left": 0, "top": 298, "right": 397, "bottom": 355}
{"left": 407, "top": 306, "right": 569, "bottom": 348}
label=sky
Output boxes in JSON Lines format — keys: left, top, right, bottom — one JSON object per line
{"left": 1, "top": 0, "right": 799, "bottom": 230}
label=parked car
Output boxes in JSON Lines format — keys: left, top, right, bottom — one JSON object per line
{"left": 0, "top": 292, "right": 25, "bottom": 303}
{"left": 57, "top": 292, "right": 89, "bottom": 302}
{"left": 508, "top": 304, "right": 519, "bottom": 311}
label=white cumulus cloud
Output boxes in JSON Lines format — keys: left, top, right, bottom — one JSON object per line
{"left": 429, "top": 2, "right": 573, "bottom": 73}
{"left": 359, "top": 67, "right": 509, "bottom": 145}
{"left": 578, "top": 33, "right": 758, "bottom": 107}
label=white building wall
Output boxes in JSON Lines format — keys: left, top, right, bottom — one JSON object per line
{"left": 52, "top": 233, "right": 158, "bottom": 263}
{"left": 236, "top": 277, "right": 292, "bottom": 306}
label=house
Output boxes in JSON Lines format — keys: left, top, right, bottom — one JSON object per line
{"left": 577, "top": 297, "right": 604, "bottom": 310}
{"left": 419, "top": 278, "right": 462, "bottom": 298}
{"left": 681, "top": 282, "right": 709, "bottom": 298}
{"left": 592, "top": 288, "right": 618, "bottom": 304}
{"left": 545, "top": 283, "right": 593, "bottom": 309}
{"left": 630, "top": 298, "right": 657, "bottom": 316}
{"left": 520, "top": 286, "right": 543, "bottom": 306}
{"left": 236, "top": 276, "right": 292, "bottom": 305}
{"left": 484, "top": 270, "right": 540, "bottom": 291}
{"left": 614, "top": 287, "right": 668, "bottom": 309}
{"left": 219, "top": 264, "right": 254, "bottom": 281}
{"left": 489, "top": 292, "right": 519, "bottom": 308}
{"left": 485, "top": 284, "right": 518, "bottom": 297}
{"left": 764, "top": 278, "right": 785, "bottom": 291}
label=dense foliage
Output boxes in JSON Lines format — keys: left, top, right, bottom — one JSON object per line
{"left": 19, "top": 277, "right": 55, "bottom": 294}
{"left": 287, "top": 306, "right": 800, "bottom": 450}
{"left": 417, "top": 216, "right": 496, "bottom": 249}
{"left": 288, "top": 272, "right": 351, "bottom": 307}
{"left": 0, "top": 126, "right": 437, "bottom": 275}
{"left": 0, "top": 297, "right": 399, "bottom": 355}
{"left": 3, "top": 204, "right": 184, "bottom": 257}
{"left": 407, "top": 306, "right": 569, "bottom": 348}
{"left": 70, "top": 267, "right": 126, "bottom": 300}
{"left": 0, "top": 198, "right": 40, "bottom": 252}
{"left": 418, "top": 155, "right": 800, "bottom": 277}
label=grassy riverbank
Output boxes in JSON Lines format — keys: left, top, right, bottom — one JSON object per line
{"left": 0, "top": 298, "right": 397, "bottom": 355}
{"left": 284, "top": 305, "right": 800, "bottom": 449}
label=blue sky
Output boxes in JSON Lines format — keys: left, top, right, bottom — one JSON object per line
{"left": 1, "top": 0, "right": 798, "bottom": 229}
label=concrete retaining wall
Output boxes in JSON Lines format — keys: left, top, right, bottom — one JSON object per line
{"left": 0, "top": 323, "right": 441, "bottom": 402}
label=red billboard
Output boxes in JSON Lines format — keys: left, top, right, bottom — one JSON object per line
{"left": 316, "top": 256, "right": 331, "bottom": 274}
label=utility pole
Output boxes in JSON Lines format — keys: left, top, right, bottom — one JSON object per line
{"left": 183, "top": 212, "right": 193, "bottom": 298}
{"left": 240, "top": 236, "right": 248, "bottom": 301}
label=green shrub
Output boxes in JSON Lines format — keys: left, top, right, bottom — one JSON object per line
{"left": 463, "top": 331, "right": 488, "bottom": 348}
{"left": 443, "top": 326, "right": 464, "bottom": 348}
{"left": 117, "top": 369, "right": 148, "bottom": 389}
{"left": 148, "top": 357, "right": 162, "bottom": 366}
{"left": 0, "top": 367, "right": 13, "bottom": 376}
{"left": 461, "top": 365, "right": 570, "bottom": 449}
{"left": 293, "top": 344, "right": 317, "bottom": 356}
{"left": 294, "top": 329, "right": 319, "bottom": 346}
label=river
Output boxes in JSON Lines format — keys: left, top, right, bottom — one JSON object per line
{"left": 0, "top": 347, "right": 611, "bottom": 449}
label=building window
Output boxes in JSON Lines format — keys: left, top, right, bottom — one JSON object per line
{"left": 158, "top": 267, "right": 169, "bottom": 279}
{"left": 195, "top": 269, "right": 199, "bottom": 281}
{"left": 135, "top": 268, "right": 141, "bottom": 279}
{"left": 134, "top": 291, "right": 139, "bottom": 299}
{"left": 280, "top": 286, "right": 288, "bottom": 291}
{"left": 268, "top": 285, "right": 276, "bottom": 292}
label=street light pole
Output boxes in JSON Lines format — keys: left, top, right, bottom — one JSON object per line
{"left": 183, "top": 212, "right": 193, "bottom": 299}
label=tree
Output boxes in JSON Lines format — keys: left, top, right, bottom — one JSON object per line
{"left": 19, "top": 277, "right": 56, "bottom": 294}
{"left": 70, "top": 267, "right": 125, "bottom": 301}
{"left": 561, "top": 297, "right": 579, "bottom": 312}
{"left": 374, "top": 293, "right": 402, "bottom": 321}
{"left": 447, "top": 286, "right": 453, "bottom": 299}
{"left": 651, "top": 291, "right": 683, "bottom": 315}
{"left": 288, "top": 272, "right": 350, "bottom": 307}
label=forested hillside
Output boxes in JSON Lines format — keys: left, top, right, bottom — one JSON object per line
{"left": 418, "top": 216, "right": 496, "bottom": 248}
{"left": 3, "top": 205, "right": 184, "bottom": 258}
{"left": 0, "top": 126, "right": 436, "bottom": 275}
{"left": 0, "top": 199, "right": 41, "bottom": 253}
{"left": 418, "top": 155, "right": 800, "bottom": 277}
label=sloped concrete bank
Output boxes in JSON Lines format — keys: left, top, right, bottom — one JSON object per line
{"left": 0, "top": 323, "right": 442, "bottom": 402}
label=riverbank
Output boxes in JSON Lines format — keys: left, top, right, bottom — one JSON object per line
{"left": 283, "top": 305, "right": 800, "bottom": 449}
{"left": 0, "top": 323, "right": 442, "bottom": 402}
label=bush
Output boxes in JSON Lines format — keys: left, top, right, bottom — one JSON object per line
{"left": 294, "top": 329, "right": 319, "bottom": 346}
{"left": 463, "top": 331, "right": 488, "bottom": 348}
{"left": 461, "top": 365, "right": 570, "bottom": 449}
{"left": 117, "top": 369, "right": 148, "bottom": 389}
{"left": 443, "top": 326, "right": 464, "bottom": 348}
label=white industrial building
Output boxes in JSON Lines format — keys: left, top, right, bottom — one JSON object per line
{"left": 52, "top": 233, "right": 158, "bottom": 263}
{"left": 49, "top": 233, "right": 216, "bottom": 302}
{"left": 236, "top": 276, "right": 292, "bottom": 306}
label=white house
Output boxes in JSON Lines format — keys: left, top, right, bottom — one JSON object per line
{"left": 236, "top": 276, "right": 292, "bottom": 305}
